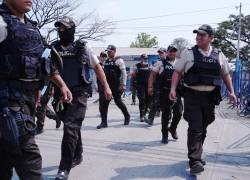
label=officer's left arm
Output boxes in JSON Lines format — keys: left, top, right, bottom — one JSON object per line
{"left": 117, "top": 59, "right": 127, "bottom": 91}
{"left": 50, "top": 74, "right": 73, "bottom": 103}
{"left": 86, "top": 46, "right": 112, "bottom": 100}
{"left": 220, "top": 53, "right": 237, "bottom": 105}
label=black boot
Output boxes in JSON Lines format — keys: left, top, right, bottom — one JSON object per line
{"left": 161, "top": 130, "right": 168, "bottom": 144}
{"left": 190, "top": 161, "right": 204, "bottom": 175}
{"left": 55, "top": 170, "right": 69, "bottom": 180}
{"left": 145, "top": 118, "right": 153, "bottom": 126}
{"left": 169, "top": 127, "right": 178, "bottom": 140}
{"left": 124, "top": 114, "right": 130, "bottom": 125}
{"left": 97, "top": 122, "right": 108, "bottom": 129}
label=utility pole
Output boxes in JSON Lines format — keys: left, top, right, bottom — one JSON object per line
{"left": 236, "top": 3, "right": 242, "bottom": 61}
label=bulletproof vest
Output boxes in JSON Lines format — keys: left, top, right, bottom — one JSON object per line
{"left": 184, "top": 45, "right": 222, "bottom": 87}
{"left": 0, "top": 5, "right": 44, "bottom": 80}
{"left": 159, "top": 58, "right": 175, "bottom": 90}
{"left": 104, "top": 58, "right": 121, "bottom": 86}
{"left": 136, "top": 63, "right": 150, "bottom": 86}
{"left": 52, "top": 41, "right": 91, "bottom": 88}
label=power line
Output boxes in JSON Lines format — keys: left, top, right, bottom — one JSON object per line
{"left": 113, "top": 4, "right": 250, "bottom": 23}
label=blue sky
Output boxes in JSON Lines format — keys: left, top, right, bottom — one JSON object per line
{"left": 75, "top": 0, "right": 250, "bottom": 48}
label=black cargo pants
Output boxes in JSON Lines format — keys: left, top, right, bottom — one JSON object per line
{"left": 137, "top": 85, "right": 150, "bottom": 119}
{"left": 183, "top": 88, "right": 216, "bottom": 167}
{"left": 99, "top": 87, "right": 130, "bottom": 124}
{"left": 53, "top": 88, "right": 88, "bottom": 172}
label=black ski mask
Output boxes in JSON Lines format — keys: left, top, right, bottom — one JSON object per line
{"left": 58, "top": 27, "right": 75, "bottom": 46}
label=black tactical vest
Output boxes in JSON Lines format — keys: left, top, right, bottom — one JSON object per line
{"left": 184, "top": 45, "right": 222, "bottom": 87}
{"left": 52, "top": 40, "right": 91, "bottom": 88}
{"left": 104, "top": 58, "right": 121, "bottom": 87}
{"left": 159, "top": 58, "right": 175, "bottom": 90}
{"left": 136, "top": 63, "right": 149, "bottom": 86}
{"left": 0, "top": 5, "right": 44, "bottom": 80}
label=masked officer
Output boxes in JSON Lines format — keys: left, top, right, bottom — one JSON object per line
{"left": 131, "top": 54, "right": 151, "bottom": 122}
{"left": 52, "top": 17, "right": 112, "bottom": 179}
{"left": 169, "top": 25, "right": 236, "bottom": 174}
{"left": 36, "top": 81, "right": 61, "bottom": 134}
{"left": 97, "top": 45, "right": 130, "bottom": 129}
{"left": 0, "top": 1, "right": 73, "bottom": 179}
{"left": 145, "top": 48, "right": 166, "bottom": 125}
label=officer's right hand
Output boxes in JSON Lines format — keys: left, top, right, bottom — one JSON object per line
{"left": 148, "top": 87, "right": 153, "bottom": 96}
{"left": 169, "top": 90, "right": 177, "bottom": 102}
{"left": 104, "top": 87, "right": 112, "bottom": 101}
{"left": 60, "top": 85, "right": 73, "bottom": 103}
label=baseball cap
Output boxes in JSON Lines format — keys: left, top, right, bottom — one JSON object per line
{"left": 167, "top": 45, "right": 178, "bottom": 52}
{"left": 157, "top": 48, "right": 167, "bottom": 53}
{"left": 140, "top": 54, "right": 148, "bottom": 59}
{"left": 55, "top": 16, "right": 75, "bottom": 29}
{"left": 193, "top": 24, "right": 214, "bottom": 36}
{"left": 106, "top": 45, "right": 117, "bottom": 51}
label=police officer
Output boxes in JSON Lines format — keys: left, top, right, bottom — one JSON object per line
{"left": 36, "top": 81, "right": 61, "bottom": 134}
{"left": 0, "top": 1, "right": 72, "bottom": 179}
{"left": 169, "top": 25, "right": 236, "bottom": 174}
{"left": 146, "top": 48, "right": 166, "bottom": 125}
{"left": 52, "top": 17, "right": 112, "bottom": 179}
{"left": 97, "top": 51, "right": 108, "bottom": 129}
{"left": 131, "top": 54, "right": 151, "bottom": 122}
{"left": 148, "top": 46, "right": 182, "bottom": 144}
{"left": 97, "top": 45, "right": 130, "bottom": 129}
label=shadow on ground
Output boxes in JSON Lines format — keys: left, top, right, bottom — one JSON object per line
{"left": 111, "top": 161, "right": 197, "bottom": 180}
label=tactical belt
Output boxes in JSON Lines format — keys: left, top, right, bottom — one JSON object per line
{"left": 184, "top": 87, "right": 212, "bottom": 95}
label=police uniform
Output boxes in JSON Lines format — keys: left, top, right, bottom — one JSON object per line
{"left": 174, "top": 42, "right": 231, "bottom": 171}
{"left": 51, "top": 17, "right": 100, "bottom": 177}
{"left": 0, "top": 3, "right": 57, "bottom": 179}
{"left": 152, "top": 57, "right": 183, "bottom": 143}
{"left": 132, "top": 60, "right": 150, "bottom": 121}
{"left": 101, "top": 51, "right": 130, "bottom": 126}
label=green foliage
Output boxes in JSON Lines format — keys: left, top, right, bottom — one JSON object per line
{"left": 130, "top": 33, "right": 158, "bottom": 48}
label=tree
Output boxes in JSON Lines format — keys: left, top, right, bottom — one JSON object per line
{"left": 213, "top": 14, "right": 250, "bottom": 61}
{"left": 130, "top": 33, "right": 158, "bottom": 48}
{"left": 171, "top": 37, "right": 190, "bottom": 58}
{"left": 29, "top": 0, "right": 114, "bottom": 42}
{"left": 0, "top": 0, "right": 114, "bottom": 42}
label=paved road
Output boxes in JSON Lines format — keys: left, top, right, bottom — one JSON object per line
{"left": 13, "top": 96, "right": 250, "bottom": 180}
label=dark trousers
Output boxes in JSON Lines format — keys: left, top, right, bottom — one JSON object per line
{"left": 160, "top": 91, "right": 183, "bottom": 136}
{"left": 0, "top": 135, "right": 42, "bottom": 180}
{"left": 170, "top": 95, "right": 183, "bottom": 130}
{"left": 148, "top": 91, "right": 160, "bottom": 121}
{"left": 55, "top": 92, "right": 87, "bottom": 172}
{"left": 183, "top": 88, "right": 215, "bottom": 167}
{"left": 99, "top": 88, "right": 129, "bottom": 124}
{"left": 159, "top": 91, "right": 173, "bottom": 136}
{"left": 137, "top": 86, "right": 150, "bottom": 118}
{"left": 99, "top": 91, "right": 107, "bottom": 124}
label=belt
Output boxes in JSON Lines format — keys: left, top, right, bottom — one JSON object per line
{"left": 184, "top": 87, "right": 212, "bottom": 95}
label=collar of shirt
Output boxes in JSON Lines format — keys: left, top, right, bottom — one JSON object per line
{"left": 198, "top": 45, "right": 212, "bottom": 57}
